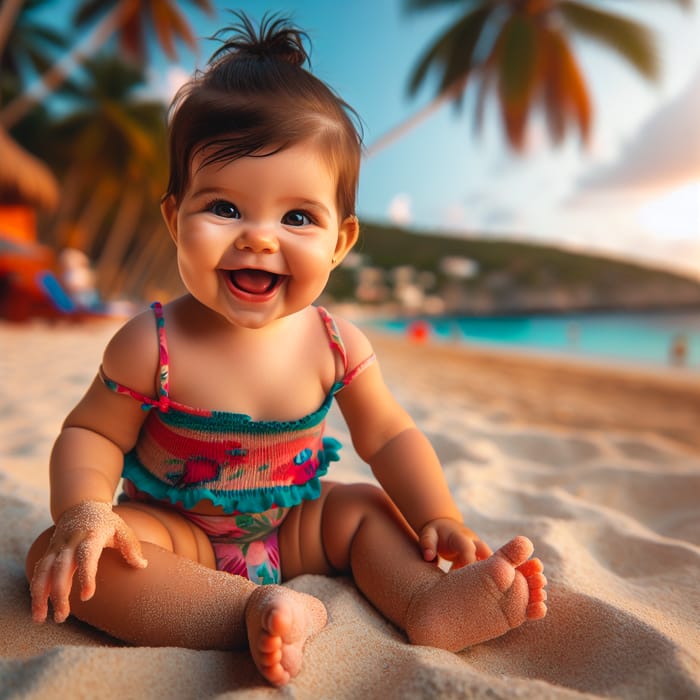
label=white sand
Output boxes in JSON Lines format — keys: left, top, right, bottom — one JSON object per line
{"left": 1, "top": 319, "right": 699, "bottom": 699}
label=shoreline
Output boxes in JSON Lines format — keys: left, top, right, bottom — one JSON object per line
{"left": 366, "top": 330, "right": 700, "bottom": 452}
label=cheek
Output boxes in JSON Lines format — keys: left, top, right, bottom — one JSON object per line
{"left": 177, "top": 228, "right": 225, "bottom": 264}
{"left": 288, "top": 244, "right": 333, "bottom": 280}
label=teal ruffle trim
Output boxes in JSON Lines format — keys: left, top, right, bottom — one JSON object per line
{"left": 122, "top": 436, "right": 342, "bottom": 515}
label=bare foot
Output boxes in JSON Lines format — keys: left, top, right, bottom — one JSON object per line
{"left": 245, "top": 585, "right": 328, "bottom": 686}
{"left": 406, "top": 536, "right": 547, "bottom": 651}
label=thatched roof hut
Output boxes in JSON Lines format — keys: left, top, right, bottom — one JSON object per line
{"left": 0, "top": 125, "right": 58, "bottom": 210}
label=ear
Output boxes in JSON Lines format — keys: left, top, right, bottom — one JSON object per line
{"left": 160, "top": 195, "right": 179, "bottom": 244}
{"left": 332, "top": 215, "right": 360, "bottom": 268}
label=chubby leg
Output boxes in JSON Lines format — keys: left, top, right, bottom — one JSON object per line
{"left": 26, "top": 503, "right": 253, "bottom": 647}
{"left": 280, "top": 482, "right": 546, "bottom": 651}
{"left": 26, "top": 502, "right": 326, "bottom": 685}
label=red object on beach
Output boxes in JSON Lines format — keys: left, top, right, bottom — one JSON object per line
{"left": 407, "top": 320, "right": 431, "bottom": 343}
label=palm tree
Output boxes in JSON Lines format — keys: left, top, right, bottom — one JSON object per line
{"left": 0, "top": 0, "right": 67, "bottom": 105}
{"left": 367, "top": 0, "right": 693, "bottom": 155}
{"left": 45, "top": 53, "right": 168, "bottom": 298}
{"left": 1, "top": 0, "right": 213, "bottom": 129}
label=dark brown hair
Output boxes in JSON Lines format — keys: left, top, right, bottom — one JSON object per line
{"left": 164, "top": 13, "right": 363, "bottom": 219}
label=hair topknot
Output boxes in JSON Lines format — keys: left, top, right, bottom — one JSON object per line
{"left": 165, "top": 11, "right": 362, "bottom": 217}
{"left": 209, "top": 11, "right": 310, "bottom": 68}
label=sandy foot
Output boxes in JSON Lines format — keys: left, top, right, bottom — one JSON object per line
{"left": 245, "top": 585, "right": 328, "bottom": 686}
{"left": 406, "top": 536, "right": 547, "bottom": 652}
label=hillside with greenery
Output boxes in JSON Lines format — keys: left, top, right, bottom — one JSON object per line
{"left": 325, "top": 222, "right": 700, "bottom": 315}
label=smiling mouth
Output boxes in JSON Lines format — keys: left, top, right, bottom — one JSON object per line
{"left": 226, "top": 269, "right": 285, "bottom": 297}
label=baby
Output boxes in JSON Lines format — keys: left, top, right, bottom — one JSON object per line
{"left": 26, "top": 14, "right": 546, "bottom": 687}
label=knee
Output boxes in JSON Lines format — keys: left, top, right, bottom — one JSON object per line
{"left": 112, "top": 504, "right": 176, "bottom": 551}
{"left": 328, "top": 482, "right": 397, "bottom": 522}
{"left": 321, "top": 483, "right": 405, "bottom": 569}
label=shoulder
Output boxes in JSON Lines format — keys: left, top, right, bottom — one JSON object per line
{"left": 102, "top": 304, "right": 161, "bottom": 397}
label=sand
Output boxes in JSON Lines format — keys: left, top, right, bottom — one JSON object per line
{"left": 1, "top": 318, "right": 699, "bottom": 699}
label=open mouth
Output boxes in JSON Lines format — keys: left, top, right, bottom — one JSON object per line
{"left": 226, "top": 268, "right": 285, "bottom": 297}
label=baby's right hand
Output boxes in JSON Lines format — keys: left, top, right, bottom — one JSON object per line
{"left": 30, "top": 501, "right": 148, "bottom": 624}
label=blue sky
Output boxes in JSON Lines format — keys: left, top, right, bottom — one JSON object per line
{"left": 35, "top": 0, "right": 700, "bottom": 279}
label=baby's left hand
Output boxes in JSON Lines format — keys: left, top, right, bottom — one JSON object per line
{"left": 419, "top": 517, "right": 492, "bottom": 568}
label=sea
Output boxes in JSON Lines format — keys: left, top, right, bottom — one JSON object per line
{"left": 373, "top": 309, "right": 700, "bottom": 373}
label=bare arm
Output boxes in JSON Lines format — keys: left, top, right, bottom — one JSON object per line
{"left": 336, "top": 363, "right": 460, "bottom": 529}
{"left": 334, "top": 320, "right": 490, "bottom": 565}
{"left": 32, "top": 311, "right": 158, "bottom": 622}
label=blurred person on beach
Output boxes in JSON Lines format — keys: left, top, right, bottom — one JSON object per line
{"left": 25, "top": 14, "right": 546, "bottom": 687}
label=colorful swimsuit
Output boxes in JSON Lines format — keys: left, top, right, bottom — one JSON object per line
{"left": 100, "top": 302, "right": 375, "bottom": 584}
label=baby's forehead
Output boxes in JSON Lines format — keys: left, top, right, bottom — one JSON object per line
{"left": 189, "top": 139, "right": 337, "bottom": 178}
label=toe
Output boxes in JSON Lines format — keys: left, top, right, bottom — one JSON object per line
{"left": 265, "top": 606, "right": 292, "bottom": 638}
{"left": 528, "top": 573, "right": 547, "bottom": 589}
{"left": 497, "top": 536, "right": 534, "bottom": 568}
{"left": 516, "top": 557, "right": 543, "bottom": 577}
{"left": 526, "top": 601, "right": 547, "bottom": 620}
{"left": 264, "top": 664, "right": 290, "bottom": 687}
{"left": 530, "top": 587, "right": 547, "bottom": 603}
{"left": 258, "top": 633, "right": 282, "bottom": 653}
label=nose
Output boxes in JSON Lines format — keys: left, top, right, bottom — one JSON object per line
{"left": 233, "top": 225, "right": 279, "bottom": 255}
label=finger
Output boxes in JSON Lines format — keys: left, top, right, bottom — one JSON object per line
{"left": 474, "top": 539, "right": 493, "bottom": 560}
{"left": 30, "top": 554, "right": 56, "bottom": 623}
{"left": 442, "top": 531, "right": 477, "bottom": 568}
{"left": 419, "top": 527, "right": 438, "bottom": 562}
{"left": 50, "top": 547, "right": 78, "bottom": 624}
{"left": 76, "top": 537, "right": 105, "bottom": 602}
{"left": 114, "top": 526, "right": 148, "bottom": 569}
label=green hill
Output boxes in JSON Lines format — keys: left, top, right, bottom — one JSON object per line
{"left": 325, "top": 222, "right": 700, "bottom": 314}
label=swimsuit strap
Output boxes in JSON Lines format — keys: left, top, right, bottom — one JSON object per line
{"left": 316, "top": 306, "right": 376, "bottom": 390}
{"left": 151, "top": 301, "right": 170, "bottom": 399}
{"left": 99, "top": 302, "right": 171, "bottom": 411}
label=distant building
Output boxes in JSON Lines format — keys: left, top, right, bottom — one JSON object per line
{"left": 439, "top": 256, "right": 479, "bottom": 279}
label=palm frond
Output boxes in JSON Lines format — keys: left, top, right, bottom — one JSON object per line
{"left": 543, "top": 27, "right": 592, "bottom": 145}
{"left": 407, "top": 3, "right": 491, "bottom": 96}
{"left": 73, "top": 0, "right": 112, "bottom": 27}
{"left": 404, "top": 0, "right": 483, "bottom": 12}
{"left": 559, "top": 1, "right": 659, "bottom": 81}
{"left": 150, "top": 1, "right": 199, "bottom": 59}
{"left": 496, "top": 14, "right": 543, "bottom": 150}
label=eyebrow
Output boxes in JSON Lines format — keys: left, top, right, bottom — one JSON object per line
{"left": 189, "top": 186, "right": 227, "bottom": 200}
{"left": 292, "top": 199, "right": 331, "bottom": 218}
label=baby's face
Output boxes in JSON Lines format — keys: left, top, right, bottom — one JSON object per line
{"left": 162, "top": 140, "right": 355, "bottom": 329}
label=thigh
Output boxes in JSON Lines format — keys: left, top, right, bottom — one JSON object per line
{"left": 278, "top": 481, "right": 340, "bottom": 580}
{"left": 279, "top": 481, "right": 407, "bottom": 580}
{"left": 115, "top": 502, "right": 216, "bottom": 570}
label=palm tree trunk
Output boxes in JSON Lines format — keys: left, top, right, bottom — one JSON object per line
{"left": 74, "top": 178, "right": 119, "bottom": 253}
{"left": 95, "top": 187, "right": 144, "bottom": 299}
{"left": 118, "top": 222, "right": 171, "bottom": 299}
{"left": 46, "top": 163, "right": 90, "bottom": 248}
{"left": 0, "top": 0, "right": 24, "bottom": 70}
{"left": 364, "top": 77, "right": 468, "bottom": 159}
{"left": 0, "top": 4, "right": 128, "bottom": 129}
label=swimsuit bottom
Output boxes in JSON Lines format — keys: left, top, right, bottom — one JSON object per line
{"left": 121, "top": 481, "right": 287, "bottom": 584}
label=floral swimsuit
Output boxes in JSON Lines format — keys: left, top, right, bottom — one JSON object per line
{"left": 100, "top": 302, "right": 375, "bottom": 584}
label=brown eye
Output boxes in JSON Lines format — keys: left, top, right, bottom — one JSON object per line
{"left": 210, "top": 200, "right": 240, "bottom": 219}
{"left": 283, "top": 210, "right": 311, "bottom": 226}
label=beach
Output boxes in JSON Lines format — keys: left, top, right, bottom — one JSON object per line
{"left": 1, "top": 317, "right": 699, "bottom": 699}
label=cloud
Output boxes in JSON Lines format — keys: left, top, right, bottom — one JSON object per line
{"left": 388, "top": 193, "right": 412, "bottom": 226}
{"left": 144, "top": 65, "right": 191, "bottom": 105}
{"left": 576, "top": 65, "right": 700, "bottom": 195}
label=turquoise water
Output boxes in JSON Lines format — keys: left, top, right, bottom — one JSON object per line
{"left": 375, "top": 310, "right": 700, "bottom": 371}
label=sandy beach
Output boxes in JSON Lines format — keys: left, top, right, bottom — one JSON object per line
{"left": 1, "top": 317, "right": 699, "bottom": 699}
